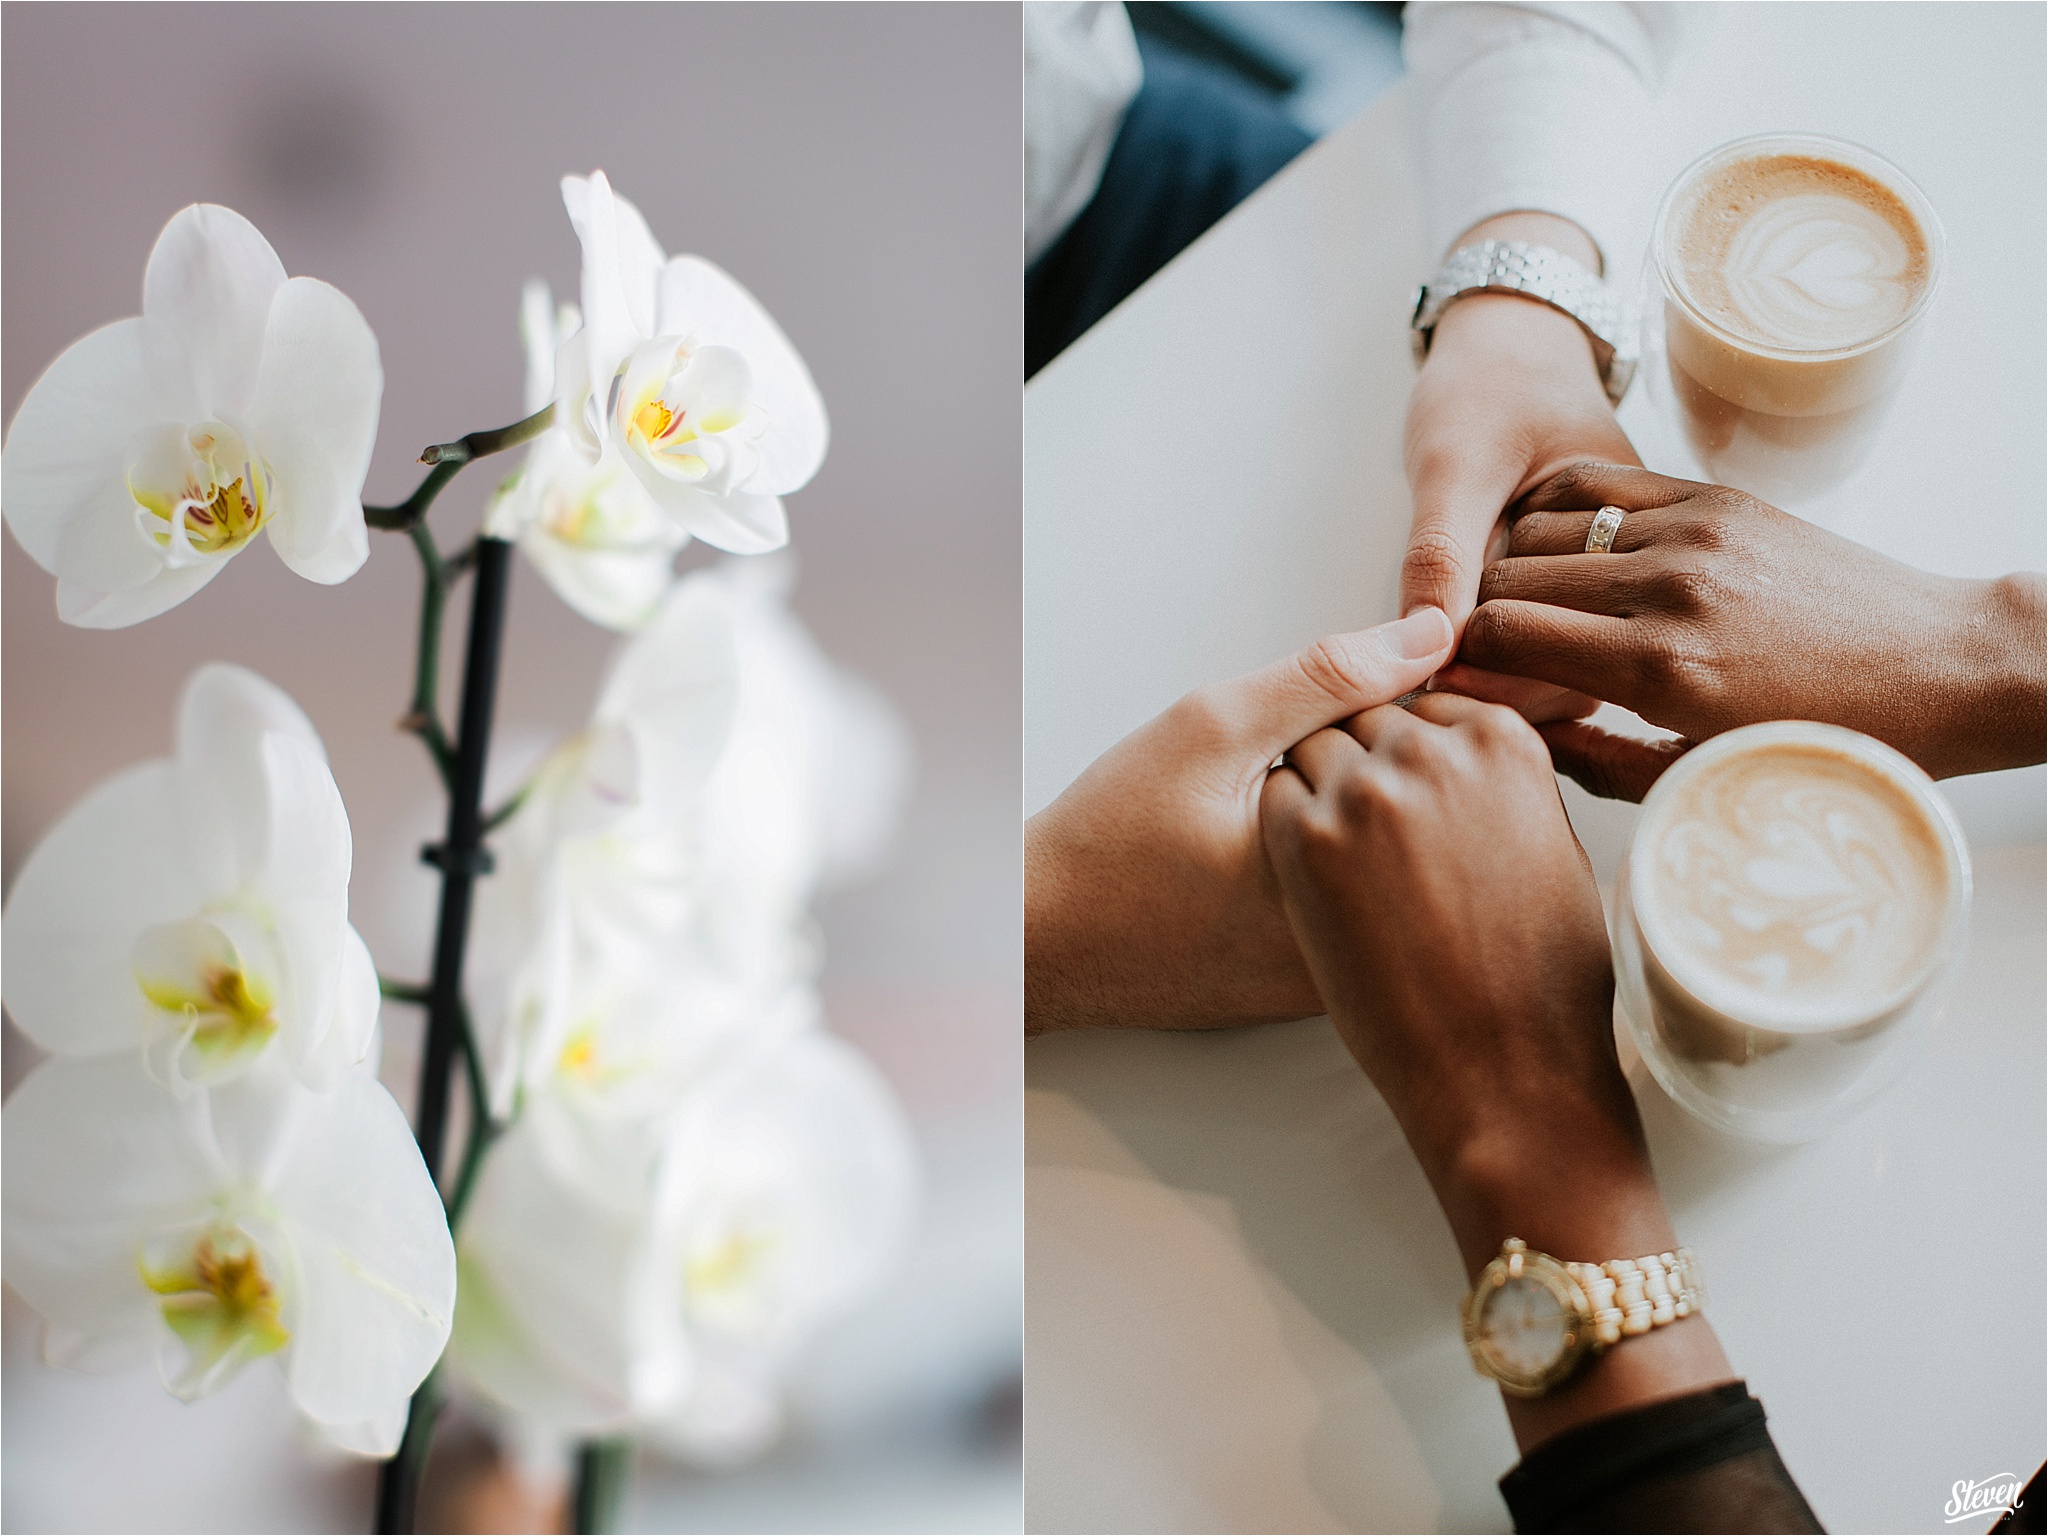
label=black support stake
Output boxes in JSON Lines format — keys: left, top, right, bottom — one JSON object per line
{"left": 375, "top": 534, "right": 515, "bottom": 1536}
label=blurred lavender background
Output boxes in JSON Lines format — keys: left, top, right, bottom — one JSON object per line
{"left": 1, "top": 4, "right": 1020, "bottom": 1530}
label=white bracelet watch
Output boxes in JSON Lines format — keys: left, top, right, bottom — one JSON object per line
{"left": 1410, "top": 238, "right": 1639, "bottom": 407}
{"left": 1462, "top": 1237, "right": 1705, "bottom": 1398}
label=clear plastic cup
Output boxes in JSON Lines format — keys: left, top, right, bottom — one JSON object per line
{"left": 1645, "top": 133, "right": 1945, "bottom": 506}
{"left": 1613, "top": 721, "right": 1970, "bottom": 1143}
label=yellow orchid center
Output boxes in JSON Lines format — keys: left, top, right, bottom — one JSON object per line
{"left": 129, "top": 423, "right": 273, "bottom": 564}
{"left": 685, "top": 1226, "right": 777, "bottom": 1302}
{"left": 140, "top": 1228, "right": 291, "bottom": 1386}
{"left": 140, "top": 960, "right": 279, "bottom": 1060}
{"left": 556, "top": 1025, "right": 603, "bottom": 1081}
{"left": 633, "top": 396, "right": 684, "bottom": 445}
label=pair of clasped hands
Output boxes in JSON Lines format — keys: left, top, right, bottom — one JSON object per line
{"left": 1027, "top": 216, "right": 2045, "bottom": 1440}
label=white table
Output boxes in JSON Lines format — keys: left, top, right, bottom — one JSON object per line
{"left": 1024, "top": 6, "right": 2045, "bottom": 1532}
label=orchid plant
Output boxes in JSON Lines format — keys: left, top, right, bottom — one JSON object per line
{"left": 1, "top": 175, "right": 914, "bottom": 1535}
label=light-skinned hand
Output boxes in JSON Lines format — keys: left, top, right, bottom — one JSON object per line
{"left": 1026, "top": 607, "right": 1456, "bottom": 1034}
{"left": 1399, "top": 212, "right": 1638, "bottom": 730}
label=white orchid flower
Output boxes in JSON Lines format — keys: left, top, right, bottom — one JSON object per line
{"left": 2, "top": 1052, "right": 455, "bottom": 1456}
{"left": 450, "top": 1030, "right": 915, "bottom": 1442}
{"left": 467, "top": 575, "right": 737, "bottom": 1111}
{"left": 554, "top": 171, "right": 827, "bottom": 556}
{"left": 691, "top": 556, "right": 911, "bottom": 990}
{"left": 2, "top": 664, "right": 379, "bottom": 1092}
{"left": 484, "top": 280, "right": 684, "bottom": 632}
{"left": 2, "top": 204, "right": 381, "bottom": 627}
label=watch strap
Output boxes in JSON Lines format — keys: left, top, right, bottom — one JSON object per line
{"left": 1566, "top": 1248, "right": 1704, "bottom": 1347}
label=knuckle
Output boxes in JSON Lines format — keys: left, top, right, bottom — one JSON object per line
{"left": 1292, "top": 635, "right": 1381, "bottom": 711}
{"left": 1401, "top": 526, "right": 1470, "bottom": 599}
{"left": 1680, "top": 514, "right": 1741, "bottom": 555}
{"left": 1539, "top": 461, "right": 1599, "bottom": 505}
{"left": 1651, "top": 561, "right": 1727, "bottom": 616}
{"left": 1635, "top": 630, "right": 1724, "bottom": 703}
{"left": 1331, "top": 767, "right": 1385, "bottom": 821}
{"left": 1460, "top": 601, "right": 1522, "bottom": 670}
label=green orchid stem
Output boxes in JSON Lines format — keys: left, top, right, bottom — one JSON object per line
{"left": 480, "top": 784, "right": 531, "bottom": 835}
{"left": 362, "top": 403, "right": 554, "bottom": 532}
{"left": 573, "top": 1437, "right": 636, "bottom": 1535}
{"left": 404, "top": 522, "right": 458, "bottom": 789}
{"left": 445, "top": 1004, "right": 499, "bottom": 1230}
{"left": 378, "top": 976, "right": 431, "bottom": 1006}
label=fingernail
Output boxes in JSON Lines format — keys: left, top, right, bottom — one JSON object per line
{"left": 1377, "top": 606, "right": 1453, "bottom": 660}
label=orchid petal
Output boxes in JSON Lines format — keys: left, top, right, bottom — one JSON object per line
{"left": 1, "top": 1056, "right": 222, "bottom": 1348}
{"left": 657, "top": 257, "right": 827, "bottom": 495}
{"left": 247, "top": 277, "right": 379, "bottom": 585}
{"left": 521, "top": 530, "right": 680, "bottom": 632}
{"left": 622, "top": 465, "right": 788, "bottom": 556}
{"left": 594, "top": 572, "right": 739, "bottom": 795}
{"left": 292, "top": 925, "right": 380, "bottom": 1092}
{"left": 52, "top": 525, "right": 223, "bottom": 628}
{"left": 1, "top": 318, "right": 165, "bottom": 573}
{"left": 649, "top": 1031, "right": 916, "bottom": 1351}
{"left": 454, "top": 1103, "right": 667, "bottom": 1430}
{"left": 310, "top": 1399, "right": 409, "bottom": 1458}
{"left": 141, "top": 205, "right": 287, "bottom": 420}
{"left": 272, "top": 1071, "right": 455, "bottom": 1425}
{"left": 563, "top": 172, "right": 661, "bottom": 390}
{"left": 519, "top": 279, "right": 558, "bottom": 416}
{"left": 175, "top": 663, "right": 324, "bottom": 894}
{"left": 1, "top": 763, "right": 201, "bottom": 1056}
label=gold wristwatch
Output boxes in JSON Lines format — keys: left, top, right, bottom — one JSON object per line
{"left": 1461, "top": 1237, "right": 1704, "bottom": 1398}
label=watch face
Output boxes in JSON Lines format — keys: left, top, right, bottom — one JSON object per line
{"left": 1476, "top": 1274, "right": 1569, "bottom": 1379}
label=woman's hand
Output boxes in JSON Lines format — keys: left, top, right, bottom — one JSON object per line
{"left": 1259, "top": 691, "right": 1733, "bottom": 1448}
{"left": 1026, "top": 608, "right": 1455, "bottom": 1035}
{"left": 1451, "top": 462, "right": 2048, "bottom": 800}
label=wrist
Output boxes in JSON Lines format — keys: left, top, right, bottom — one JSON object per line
{"left": 1426, "top": 290, "right": 1614, "bottom": 407}
{"left": 1933, "top": 573, "right": 2047, "bottom": 776}
{"left": 1430, "top": 1108, "right": 1669, "bottom": 1285}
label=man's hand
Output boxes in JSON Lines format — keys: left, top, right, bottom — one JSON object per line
{"left": 1025, "top": 608, "right": 1455, "bottom": 1035}
{"left": 1400, "top": 212, "right": 1640, "bottom": 680}
{"left": 1451, "top": 462, "right": 2048, "bottom": 799}
{"left": 1258, "top": 692, "right": 1655, "bottom": 1268}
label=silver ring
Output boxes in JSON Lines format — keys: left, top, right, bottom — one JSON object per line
{"left": 1584, "top": 505, "right": 1625, "bottom": 554}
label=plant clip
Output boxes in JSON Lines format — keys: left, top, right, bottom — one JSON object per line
{"left": 419, "top": 842, "right": 496, "bottom": 877}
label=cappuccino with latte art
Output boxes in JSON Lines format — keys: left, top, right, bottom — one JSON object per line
{"left": 1652, "top": 135, "right": 1943, "bottom": 503}
{"left": 1612, "top": 722, "right": 1970, "bottom": 1142}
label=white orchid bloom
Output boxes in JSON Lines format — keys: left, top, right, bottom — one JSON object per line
{"left": 450, "top": 1030, "right": 916, "bottom": 1443}
{"left": 691, "top": 556, "right": 911, "bottom": 990}
{"left": 2, "top": 1052, "right": 455, "bottom": 1456}
{"left": 484, "top": 280, "right": 684, "bottom": 631}
{"left": 2, "top": 664, "right": 379, "bottom": 1092}
{"left": 2, "top": 204, "right": 380, "bottom": 627}
{"left": 554, "top": 171, "right": 827, "bottom": 556}
{"left": 467, "top": 575, "right": 737, "bottom": 1111}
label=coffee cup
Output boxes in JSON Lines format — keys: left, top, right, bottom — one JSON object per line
{"left": 1612, "top": 721, "right": 1970, "bottom": 1143}
{"left": 1647, "top": 134, "right": 1944, "bottom": 506}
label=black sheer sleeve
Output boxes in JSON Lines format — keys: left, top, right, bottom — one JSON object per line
{"left": 1499, "top": 1380, "right": 1823, "bottom": 1534}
